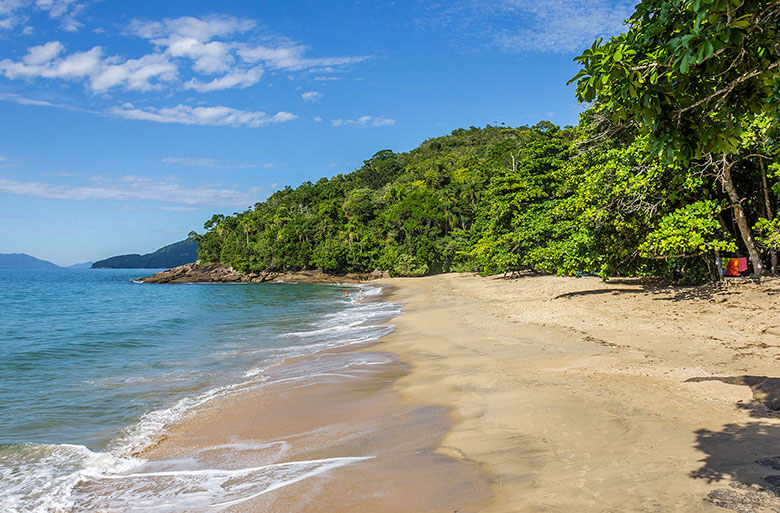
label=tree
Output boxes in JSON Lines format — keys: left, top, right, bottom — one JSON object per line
{"left": 570, "top": 0, "right": 780, "bottom": 276}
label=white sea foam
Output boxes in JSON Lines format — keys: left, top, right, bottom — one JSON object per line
{"left": 2, "top": 284, "right": 400, "bottom": 512}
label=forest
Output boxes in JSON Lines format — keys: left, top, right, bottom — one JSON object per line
{"left": 190, "top": 0, "right": 779, "bottom": 283}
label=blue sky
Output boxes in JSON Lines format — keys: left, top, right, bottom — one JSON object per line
{"left": 0, "top": 0, "right": 634, "bottom": 266}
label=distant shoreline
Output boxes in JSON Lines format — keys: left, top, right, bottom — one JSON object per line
{"left": 137, "top": 262, "right": 390, "bottom": 284}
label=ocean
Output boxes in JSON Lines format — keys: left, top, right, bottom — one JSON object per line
{"left": 0, "top": 269, "right": 399, "bottom": 512}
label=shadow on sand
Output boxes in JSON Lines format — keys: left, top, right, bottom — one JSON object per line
{"left": 690, "top": 421, "right": 780, "bottom": 511}
{"left": 685, "top": 376, "right": 780, "bottom": 413}
{"left": 686, "top": 376, "right": 780, "bottom": 511}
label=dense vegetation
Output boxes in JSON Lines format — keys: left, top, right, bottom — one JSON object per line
{"left": 92, "top": 240, "right": 197, "bottom": 269}
{"left": 192, "top": 0, "right": 779, "bottom": 283}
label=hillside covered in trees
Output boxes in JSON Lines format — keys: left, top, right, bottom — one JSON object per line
{"left": 92, "top": 240, "right": 197, "bottom": 269}
{"left": 191, "top": 0, "right": 779, "bottom": 283}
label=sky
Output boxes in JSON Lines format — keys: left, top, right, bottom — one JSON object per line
{"left": 0, "top": 0, "right": 635, "bottom": 266}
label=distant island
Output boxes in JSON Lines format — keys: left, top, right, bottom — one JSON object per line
{"left": 92, "top": 240, "right": 197, "bottom": 269}
{"left": 0, "top": 253, "right": 61, "bottom": 270}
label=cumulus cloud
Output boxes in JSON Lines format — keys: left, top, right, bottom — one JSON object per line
{"left": 0, "top": 41, "right": 176, "bottom": 91}
{"left": 0, "top": 174, "right": 262, "bottom": 206}
{"left": 301, "top": 91, "right": 322, "bottom": 102}
{"left": 184, "top": 65, "right": 263, "bottom": 92}
{"left": 129, "top": 15, "right": 367, "bottom": 85}
{"left": 90, "top": 53, "right": 177, "bottom": 92}
{"left": 331, "top": 115, "right": 395, "bottom": 127}
{"left": 1, "top": 42, "right": 102, "bottom": 79}
{"left": 0, "top": 14, "right": 369, "bottom": 95}
{"left": 0, "top": 0, "right": 90, "bottom": 31}
{"left": 109, "top": 103, "right": 297, "bottom": 127}
{"left": 128, "top": 15, "right": 254, "bottom": 43}
{"left": 162, "top": 157, "right": 256, "bottom": 169}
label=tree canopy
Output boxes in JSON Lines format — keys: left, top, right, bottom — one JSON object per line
{"left": 191, "top": 0, "right": 779, "bottom": 283}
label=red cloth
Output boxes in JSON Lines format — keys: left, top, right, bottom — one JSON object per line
{"left": 737, "top": 257, "right": 748, "bottom": 273}
{"left": 725, "top": 258, "right": 740, "bottom": 276}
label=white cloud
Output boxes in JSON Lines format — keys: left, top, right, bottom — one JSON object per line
{"left": 1, "top": 14, "right": 369, "bottom": 96}
{"left": 110, "top": 103, "right": 297, "bottom": 128}
{"left": 301, "top": 91, "right": 322, "bottom": 103}
{"left": 1, "top": 43, "right": 102, "bottom": 79}
{"left": 331, "top": 115, "right": 395, "bottom": 127}
{"left": 0, "top": 175, "right": 262, "bottom": 206}
{"left": 128, "top": 15, "right": 254, "bottom": 43}
{"left": 184, "top": 65, "right": 263, "bottom": 92}
{"left": 0, "top": 0, "right": 90, "bottom": 32}
{"left": 237, "top": 43, "right": 367, "bottom": 72}
{"left": 493, "top": 0, "right": 632, "bottom": 52}
{"left": 313, "top": 116, "right": 323, "bottom": 122}
{"left": 420, "top": 0, "right": 632, "bottom": 54}
{"left": 0, "top": 42, "right": 177, "bottom": 91}
{"left": 263, "top": 162, "right": 274, "bottom": 168}
{"left": 162, "top": 157, "right": 256, "bottom": 169}
{"left": 0, "top": 91, "right": 81, "bottom": 110}
{"left": 90, "top": 53, "right": 177, "bottom": 92}
{"left": 23, "top": 40, "right": 63, "bottom": 64}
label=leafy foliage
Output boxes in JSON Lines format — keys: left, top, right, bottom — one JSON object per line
{"left": 191, "top": 1, "right": 779, "bottom": 283}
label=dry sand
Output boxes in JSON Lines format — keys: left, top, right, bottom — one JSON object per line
{"left": 377, "top": 272, "right": 780, "bottom": 513}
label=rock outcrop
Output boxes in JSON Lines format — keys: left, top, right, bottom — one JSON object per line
{"left": 138, "top": 263, "right": 391, "bottom": 284}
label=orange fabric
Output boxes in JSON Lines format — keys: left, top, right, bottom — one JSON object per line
{"left": 725, "top": 258, "right": 740, "bottom": 276}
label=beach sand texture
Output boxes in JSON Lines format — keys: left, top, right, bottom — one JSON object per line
{"left": 90, "top": 272, "right": 780, "bottom": 512}
{"left": 377, "top": 273, "right": 780, "bottom": 513}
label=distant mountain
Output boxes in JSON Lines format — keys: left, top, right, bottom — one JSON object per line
{"left": 68, "top": 261, "right": 94, "bottom": 269}
{"left": 92, "top": 240, "right": 197, "bottom": 269}
{"left": 0, "top": 253, "right": 61, "bottom": 269}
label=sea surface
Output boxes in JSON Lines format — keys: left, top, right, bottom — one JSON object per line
{"left": 0, "top": 269, "right": 398, "bottom": 512}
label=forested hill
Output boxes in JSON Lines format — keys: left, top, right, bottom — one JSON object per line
{"left": 193, "top": 0, "right": 779, "bottom": 283}
{"left": 92, "top": 240, "right": 197, "bottom": 269}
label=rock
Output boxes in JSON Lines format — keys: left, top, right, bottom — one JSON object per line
{"left": 138, "top": 265, "right": 392, "bottom": 284}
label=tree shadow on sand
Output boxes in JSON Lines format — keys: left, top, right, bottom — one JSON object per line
{"left": 690, "top": 421, "right": 780, "bottom": 511}
{"left": 685, "top": 376, "right": 780, "bottom": 414}
{"left": 687, "top": 376, "right": 780, "bottom": 511}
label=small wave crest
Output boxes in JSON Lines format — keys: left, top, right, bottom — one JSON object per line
{"left": 0, "top": 443, "right": 370, "bottom": 513}
{"left": 3, "top": 283, "right": 399, "bottom": 512}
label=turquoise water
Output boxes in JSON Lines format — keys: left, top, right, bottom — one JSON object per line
{"left": 0, "top": 269, "right": 397, "bottom": 512}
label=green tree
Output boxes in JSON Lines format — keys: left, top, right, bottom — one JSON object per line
{"left": 571, "top": 0, "right": 780, "bottom": 276}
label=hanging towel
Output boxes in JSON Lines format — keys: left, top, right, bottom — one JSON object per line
{"left": 737, "top": 257, "right": 748, "bottom": 273}
{"left": 715, "top": 256, "right": 724, "bottom": 277}
{"left": 726, "top": 258, "right": 740, "bottom": 277}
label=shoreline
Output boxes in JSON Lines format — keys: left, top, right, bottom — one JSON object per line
{"left": 375, "top": 273, "right": 780, "bottom": 512}
{"left": 70, "top": 272, "right": 780, "bottom": 511}
{"left": 74, "top": 282, "right": 490, "bottom": 512}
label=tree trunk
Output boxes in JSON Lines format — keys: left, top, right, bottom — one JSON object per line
{"left": 759, "top": 160, "right": 778, "bottom": 274}
{"left": 720, "top": 161, "right": 763, "bottom": 278}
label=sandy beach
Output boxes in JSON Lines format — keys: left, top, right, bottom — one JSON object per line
{"left": 86, "top": 272, "right": 780, "bottom": 512}
{"left": 377, "top": 273, "right": 780, "bottom": 513}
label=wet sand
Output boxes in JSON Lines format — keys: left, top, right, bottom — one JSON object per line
{"left": 81, "top": 272, "right": 780, "bottom": 512}
{"left": 377, "top": 273, "right": 780, "bottom": 513}
{"left": 111, "top": 345, "right": 490, "bottom": 512}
